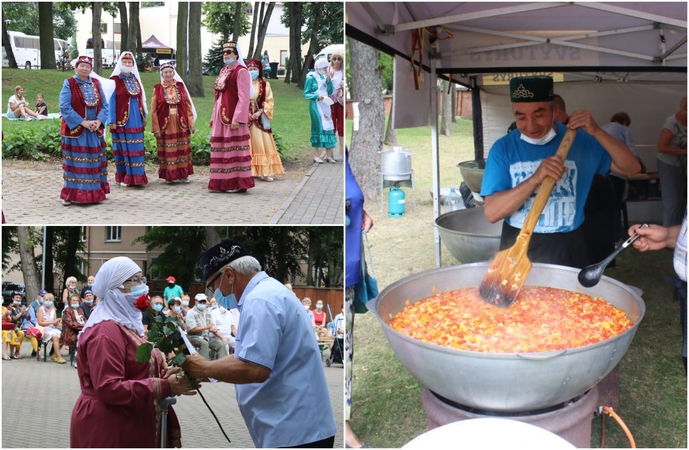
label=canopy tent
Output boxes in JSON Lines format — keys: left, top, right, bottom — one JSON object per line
{"left": 142, "top": 35, "right": 175, "bottom": 56}
{"left": 346, "top": 2, "right": 687, "bottom": 266}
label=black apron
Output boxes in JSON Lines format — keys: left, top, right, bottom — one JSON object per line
{"left": 500, "top": 222, "right": 591, "bottom": 269}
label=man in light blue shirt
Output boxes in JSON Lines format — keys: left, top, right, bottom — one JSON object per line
{"left": 183, "top": 240, "right": 337, "bottom": 448}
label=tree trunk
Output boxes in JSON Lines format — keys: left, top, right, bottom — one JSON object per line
{"left": 17, "top": 227, "right": 40, "bottom": 307}
{"left": 127, "top": 2, "right": 140, "bottom": 57}
{"left": 64, "top": 228, "right": 80, "bottom": 282}
{"left": 348, "top": 37, "right": 385, "bottom": 201}
{"left": 247, "top": 1, "right": 259, "bottom": 58}
{"left": 286, "top": 2, "right": 302, "bottom": 85}
{"left": 232, "top": 2, "right": 242, "bottom": 43}
{"left": 176, "top": 2, "right": 188, "bottom": 82}
{"left": 441, "top": 80, "right": 453, "bottom": 136}
{"left": 187, "top": 3, "right": 203, "bottom": 97}
{"left": 384, "top": 96, "right": 398, "bottom": 146}
{"left": 451, "top": 83, "right": 457, "bottom": 123}
{"left": 252, "top": 2, "right": 275, "bottom": 61}
{"left": 38, "top": 3, "right": 56, "bottom": 70}
{"left": 298, "top": 3, "right": 324, "bottom": 89}
{"left": 44, "top": 227, "right": 54, "bottom": 293}
{"left": 92, "top": 2, "right": 103, "bottom": 75}
{"left": 118, "top": 2, "right": 129, "bottom": 53}
{"left": 2, "top": 18, "right": 18, "bottom": 68}
{"left": 306, "top": 229, "right": 316, "bottom": 286}
{"left": 204, "top": 227, "right": 221, "bottom": 250}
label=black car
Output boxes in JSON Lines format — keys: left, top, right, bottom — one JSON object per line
{"left": 2, "top": 283, "right": 26, "bottom": 304}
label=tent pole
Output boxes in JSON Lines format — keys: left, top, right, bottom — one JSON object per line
{"left": 471, "top": 76, "right": 484, "bottom": 161}
{"left": 431, "top": 57, "right": 441, "bottom": 268}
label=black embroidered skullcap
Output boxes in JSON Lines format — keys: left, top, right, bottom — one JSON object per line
{"left": 199, "top": 240, "right": 251, "bottom": 281}
{"left": 510, "top": 76, "right": 554, "bottom": 103}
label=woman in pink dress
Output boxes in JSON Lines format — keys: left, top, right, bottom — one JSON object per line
{"left": 70, "top": 257, "right": 196, "bottom": 448}
{"left": 208, "top": 41, "right": 255, "bottom": 193}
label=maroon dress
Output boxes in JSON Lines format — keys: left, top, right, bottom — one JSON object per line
{"left": 70, "top": 321, "right": 182, "bottom": 447}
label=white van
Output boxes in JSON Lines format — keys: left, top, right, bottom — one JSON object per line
{"left": 315, "top": 44, "right": 344, "bottom": 64}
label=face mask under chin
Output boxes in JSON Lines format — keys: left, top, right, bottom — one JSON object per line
{"left": 520, "top": 126, "right": 557, "bottom": 146}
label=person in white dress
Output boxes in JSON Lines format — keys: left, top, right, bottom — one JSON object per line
{"left": 37, "top": 293, "right": 66, "bottom": 363}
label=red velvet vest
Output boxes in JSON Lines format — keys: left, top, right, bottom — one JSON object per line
{"left": 215, "top": 64, "right": 250, "bottom": 125}
{"left": 111, "top": 75, "right": 145, "bottom": 127}
{"left": 61, "top": 77, "right": 103, "bottom": 139}
{"left": 154, "top": 82, "right": 190, "bottom": 132}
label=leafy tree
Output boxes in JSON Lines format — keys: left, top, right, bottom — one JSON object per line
{"left": 38, "top": 3, "right": 56, "bottom": 70}
{"left": 2, "top": 227, "right": 19, "bottom": 272}
{"left": 302, "top": 2, "right": 343, "bottom": 51}
{"left": 67, "top": 35, "right": 79, "bottom": 60}
{"left": 187, "top": 2, "right": 204, "bottom": 97}
{"left": 282, "top": 2, "right": 302, "bottom": 85}
{"left": 141, "top": 1, "right": 164, "bottom": 7}
{"left": 176, "top": 2, "right": 188, "bottom": 80}
{"left": 201, "top": 2, "right": 250, "bottom": 43}
{"left": 203, "top": 39, "right": 225, "bottom": 77}
{"left": 3, "top": 2, "right": 77, "bottom": 40}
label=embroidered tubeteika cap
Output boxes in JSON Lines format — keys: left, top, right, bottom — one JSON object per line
{"left": 199, "top": 240, "right": 251, "bottom": 281}
{"left": 509, "top": 76, "right": 554, "bottom": 103}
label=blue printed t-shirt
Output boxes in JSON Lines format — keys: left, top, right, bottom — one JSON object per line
{"left": 345, "top": 154, "right": 364, "bottom": 288}
{"left": 234, "top": 272, "right": 337, "bottom": 448}
{"left": 480, "top": 122, "right": 611, "bottom": 233}
{"left": 163, "top": 285, "right": 184, "bottom": 303}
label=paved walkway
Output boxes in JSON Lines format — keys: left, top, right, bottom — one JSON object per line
{"left": 2, "top": 159, "right": 343, "bottom": 225}
{"left": 1, "top": 342, "right": 344, "bottom": 448}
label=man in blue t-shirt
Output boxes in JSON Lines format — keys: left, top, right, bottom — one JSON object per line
{"left": 480, "top": 76, "right": 641, "bottom": 268}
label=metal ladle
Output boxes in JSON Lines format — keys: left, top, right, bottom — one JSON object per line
{"left": 577, "top": 224, "right": 649, "bottom": 288}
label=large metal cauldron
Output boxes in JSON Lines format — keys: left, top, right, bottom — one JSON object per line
{"left": 368, "top": 263, "right": 645, "bottom": 412}
{"left": 380, "top": 147, "right": 412, "bottom": 180}
{"left": 436, "top": 208, "right": 502, "bottom": 264}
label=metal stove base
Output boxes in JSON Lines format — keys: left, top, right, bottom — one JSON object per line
{"left": 422, "top": 386, "right": 598, "bottom": 448}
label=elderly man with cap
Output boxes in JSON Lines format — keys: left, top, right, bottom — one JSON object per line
{"left": 163, "top": 276, "right": 183, "bottom": 306}
{"left": 79, "top": 289, "right": 96, "bottom": 320}
{"left": 480, "top": 76, "right": 641, "bottom": 268}
{"left": 182, "top": 240, "right": 337, "bottom": 448}
{"left": 185, "top": 293, "right": 227, "bottom": 360}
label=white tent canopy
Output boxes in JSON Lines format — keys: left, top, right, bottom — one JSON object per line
{"left": 346, "top": 2, "right": 687, "bottom": 266}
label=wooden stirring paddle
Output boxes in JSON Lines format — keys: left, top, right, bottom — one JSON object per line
{"left": 478, "top": 128, "right": 577, "bottom": 308}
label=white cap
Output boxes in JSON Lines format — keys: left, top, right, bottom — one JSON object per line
{"left": 195, "top": 293, "right": 208, "bottom": 301}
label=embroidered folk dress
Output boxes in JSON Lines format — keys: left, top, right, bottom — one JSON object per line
{"left": 209, "top": 64, "right": 255, "bottom": 191}
{"left": 70, "top": 321, "right": 182, "bottom": 448}
{"left": 249, "top": 77, "right": 284, "bottom": 177}
{"left": 109, "top": 72, "right": 148, "bottom": 186}
{"left": 151, "top": 81, "right": 195, "bottom": 182}
{"left": 303, "top": 72, "right": 337, "bottom": 149}
{"left": 59, "top": 75, "right": 110, "bottom": 204}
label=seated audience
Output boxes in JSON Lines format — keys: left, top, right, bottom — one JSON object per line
{"left": 186, "top": 293, "right": 227, "bottom": 360}
{"left": 166, "top": 297, "right": 187, "bottom": 331}
{"left": 37, "top": 293, "right": 66, "bottom": 363}
{"left": 210, "top": 297, "right": 236, "bottom": 355}
{"left": 8, "top": 293, "right": 28, "bottom": 359}
{"left": 60, "top": 294, "right": 86, "bottom": 367}
{"left": 79, "top": 290, "right": 96, "bottom": 320}
{"left": 142, "top": 296, "right": 166, "bottom": 333}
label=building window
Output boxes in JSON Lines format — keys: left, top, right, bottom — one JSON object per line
{"left": 106, "top": 226, "right": 122, "bottom": 242}
{"left": 280, "top": 50, "right": 288, "bottom": 67}
{"left": 114, "top": 22, "right": 121, "bottom": 34}
{"left": 79, "top": 260, "right": 87, "bottom": 277}
{"left": 149, "top": 257, "right": 161, "bottom": 280}
{"left": 80, "top": 226, "right": 87, "bottom": 242}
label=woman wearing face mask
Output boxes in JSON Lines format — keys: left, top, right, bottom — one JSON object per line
{"left": 329, "top": 52, "right": 345, "bottom": 160}
{"left": 166, "top": 298, "right": 186, "bottom": 331}
{"left": 59, "top": 55, "right": 115, "bottom": 206}
{"left": 37, "top": 294, "right": 65, "bottom": 363}
{"left": 109, "top": 52, "right": 148, "bottom": 187}
{"left": 208, "top": 41, "right": 255, "bottom": 193}
{"left": 60, "top": 294, "right": 86, "bottom": 365}
{"left": 313, "top": 300, "right": 328, "bottom": 337}
{"left": 62, "top": 276, "right": 80, "bottom": 313}
{"left": 70, "top": 257, "right": 196, "bottom": 448}
{"left": 151, "top": 62, "right": 197, "bottom": 184}
{"left": 304, "top": 58, "right": 337, "bottom": 164}
{"left": 246, "top": 59, "right": 284, "bottom": 182}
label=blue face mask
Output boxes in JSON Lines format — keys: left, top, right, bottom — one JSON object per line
{"left": 124, "top": 284, "right": 149, "bottom": 305}
{"left": 214, "top": 272, "right": 238, "bottom": 309}
{"left": 173, "top": 306, "right": 181, "bottom": 313}
{"left": 84, "top": 299, "right": 93, "bottom": 305}
{"left": 182, "top": 301, "right": 189, "bottom": 307}
{"left": 44, "top": 301, "right": 53, "bottom": 308}
{"left": 197, "top": 304, "right": 207, "bottom": 311}
{"left": 153, "top": 304, "right": 163, "bottom": 312}
{"left": 212, "top": 304, "right": 218, "bottom": 309}
{"left": 13, "top": 301, "right": 21, "bottom": 306}
{"left": 250, "top": 71, "right": 259, "bottom": 80}
{"left": 224, "top": 57, "right": 235, "bottom": 66}
{"left": 71, "top": 303, "right": 80, "bottom": 309}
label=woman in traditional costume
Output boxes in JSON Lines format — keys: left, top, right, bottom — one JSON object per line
{"left": 151, "top": 63, "right": 196, "bottom": 184}
{"left": 246, "top": 59, "right": 284, "bottom": 182}
{"left": 109, "top": 51, "right": 148, "bottom": 187}
{"left": 59, "top": 55, "right": 113, "bottom": 206}
{"left": 70, "top": 257, "right": 196, "bottom": 448}
{"left": 329, "top": 51, "right": 345, "bottom": 160}
{"left": 304, "top": 58, "right": 337, "bottom": 164}
{"left": 208, "top": 41, "right": 255, "bottom": 193}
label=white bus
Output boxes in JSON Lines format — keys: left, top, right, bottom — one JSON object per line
{"left": 85, "top": 37, "right": 119, "bottom": 68}
{"left": 3, "top": 31, "right": 69, "bottom": 70}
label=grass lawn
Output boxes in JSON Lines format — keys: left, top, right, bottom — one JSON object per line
{"left": 2, "top": 67, "right": 314, "bottom": 162}
{"left": 346, "top": 118, "right": 687, "bottom": 448}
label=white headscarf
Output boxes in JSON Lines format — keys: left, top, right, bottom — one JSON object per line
{"left": 72, "top": 57, "right": 117, "bottom": 112}
{"left": 110, "top": 51, "right": 148, "bottom": 114}
{"left": 81, "top": 256, "right": 145, "bottom": 338}
{"left": 315, "top": 58, "right": 330, "bottom": 71}
{"left": 232, "top": 41, "right": 255, "bottom": 98}
{"left": 160, "top": 64, "right": 198, "bottom": 120}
